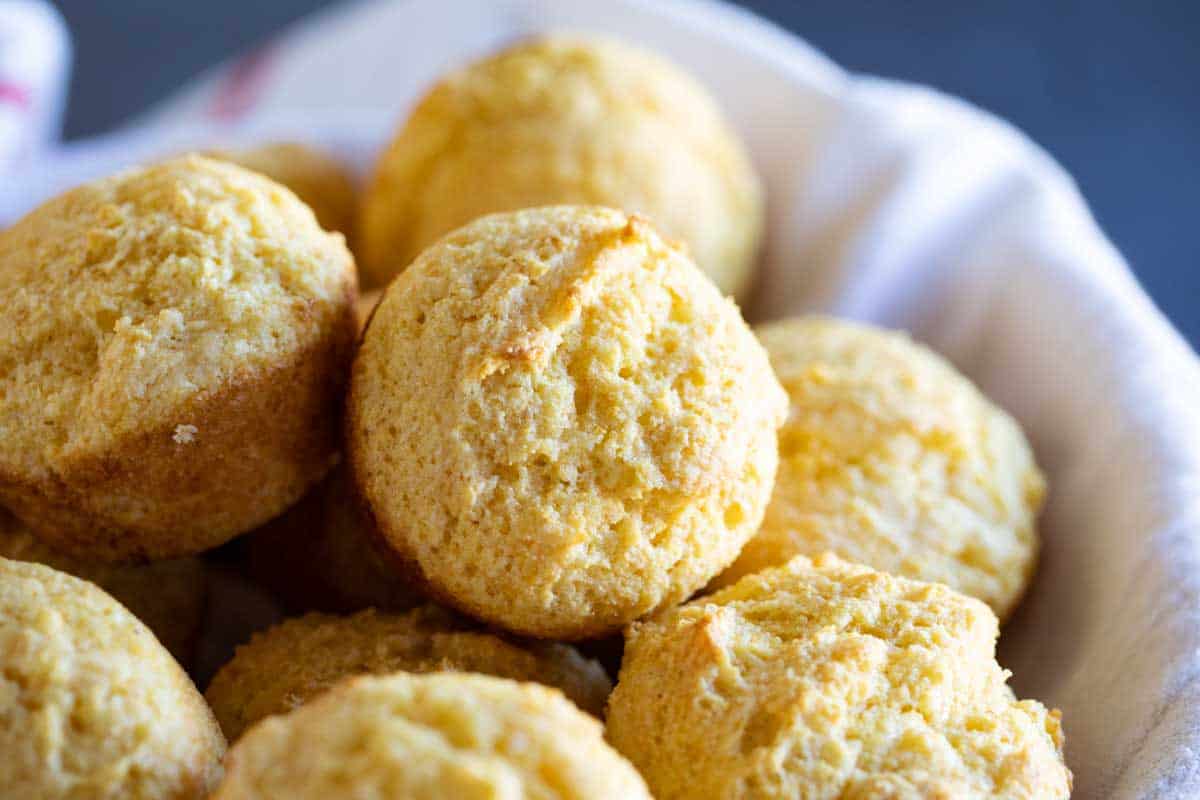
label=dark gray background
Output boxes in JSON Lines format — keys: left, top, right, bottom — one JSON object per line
{"left": 50, "top": 0, "right": 1199, "bottom": 347}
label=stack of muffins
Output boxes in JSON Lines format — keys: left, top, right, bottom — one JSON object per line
{"left": 0, "top": 35, "right": 1071, "bottom": 799}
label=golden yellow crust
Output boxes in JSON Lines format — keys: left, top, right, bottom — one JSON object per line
{"left": 349, "top": 206, "right": 786, "bottom": 638}
{"left": 213, "top": 672, "right": 650, "bottom": 799}
{"left": 714, "top": 317, "right": 1045, "bottom": 619}
{"left": 245, "top": 465, "right": 423, "bottom": 615}
{"left": 0, "top": 558, "right": 226, "bottom": 799}
{"left": 205, "top": 142, "right": 358, "bottom": 239}
{"left": 607, "top": 553, "right": 1071, "bottom": 799}
{"left": 0, "top": 508, "right": 205, "bottom": 665}
{"left": 205, "top": 605, "right": 612, "bottom": 740}
{"left": 0, "top": 156, "right": 358, "bottom": 560}
{"left": 359, "top": 34, "right": 763, "bottom": 297}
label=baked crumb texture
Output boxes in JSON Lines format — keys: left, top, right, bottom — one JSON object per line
{"left": 359, "top": 34, "right": 763, "bottom": 298}
{"left": 715, "top": 317, "right": 1045, "bottom": 621}
{"left": 0, "top": 155, "right": 358, "bottom": 561}
{"left": 0, "top": 558, "right": 226, "bottom": 799}
{"left": 607, "top": 553, "right": 1071, "bottom": 799}
{"left": 350, "top": 206, "right": 786, "bottom": 639}
{"left": 211, "top": 672, "right": 651, "bottom": 799}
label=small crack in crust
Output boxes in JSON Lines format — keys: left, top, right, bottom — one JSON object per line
{"left": 607, "top": 553, "right": 1071, "bottom": 800}
{"left": 348, "top": 206, "right": 785, "bottom": 639}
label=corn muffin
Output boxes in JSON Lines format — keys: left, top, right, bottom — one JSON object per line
{"left": 205, "top": 141, "right": 357, "bottom": 239}
{"left": 359, "top": 35, "right": 763, "bottom": 298}
{"left": 0, "top": 507, "right": 205, "bottom": 665}
{"left": 607, "top": 553, "right": 1071, "bottom": 799}
{"left": 715, "top": 317, "right": 1044, "bottom": 619}
{"left": 245, "top": 465, "right": 423, "bottom": 615}
{"left": 0, "top": 156, "right": 358, "bottom": 560}
{"left": 349, "top": 206, "right": 786, "bottom": 639}
{"left": 205, "top": 605, "right": 612, "bottom": 740}
{"left": 212, "top": 672, "right": 650, "bottom": 799}
{"left": 0, "top": 558, "right": 226, "bottom": 799}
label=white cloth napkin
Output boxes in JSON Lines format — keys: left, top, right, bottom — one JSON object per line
{"left": 3, "top": 0, "right": 1199, "bottom": 795}
{"left": 0, "top": 0, "right": 68, "bottom": 172}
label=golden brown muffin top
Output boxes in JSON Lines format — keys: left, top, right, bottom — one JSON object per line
{"left": 0, "top": 155, "right": 354, "bottom": 493}
{"left": 359, "top": 34, "right": 762, "bottom": 296}
{"left": 350, "top": 206, "right": 785, "bottom": 638}
{"left": 212, "top": 672, "right": 651, "bottom": 799}
{"left": 607, "top": 553, "right": 1070, "bottom": 799}
{"left": 0, "top": 558, "right": 226, "bottom": 799}
{"left": 716, "top": 316, "right": 1045, "bottom": 620}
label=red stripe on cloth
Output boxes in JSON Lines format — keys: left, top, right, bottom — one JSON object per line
{"left": 0, "top": 81, "right": 32, "bottom": 110}
{"left": 207, "top": 44, "right": 276, "bottom": 122}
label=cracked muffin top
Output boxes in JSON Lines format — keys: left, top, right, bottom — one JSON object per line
{"left": 349, "top": 206, "right": 785, "bottom": 638}
{"left": 607, "top": 553, "right": 1070, "bottom": 799}
{"left": 0, "top": 155, "right": 357, "bottom": 559}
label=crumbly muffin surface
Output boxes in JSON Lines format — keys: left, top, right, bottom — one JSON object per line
{"left": 716, "top": 317, "right": 1044, "bottom": 619}
{"left": 0, "top": 155, "right": 357, "bottom": 558}
{"left": 0, "top": 558, "right": 226, "bottom": 799}
{"left": 359, "top": 35, "right": 763, "bottom": 297}
{"left": 350, "top": 206, "right": 785, "bottom": 638}
{"left": 607, "top": 553, "right": 1071, "bottom": 799}
{"left": 212, "top": 672, "right": 650, "bottom": 799}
